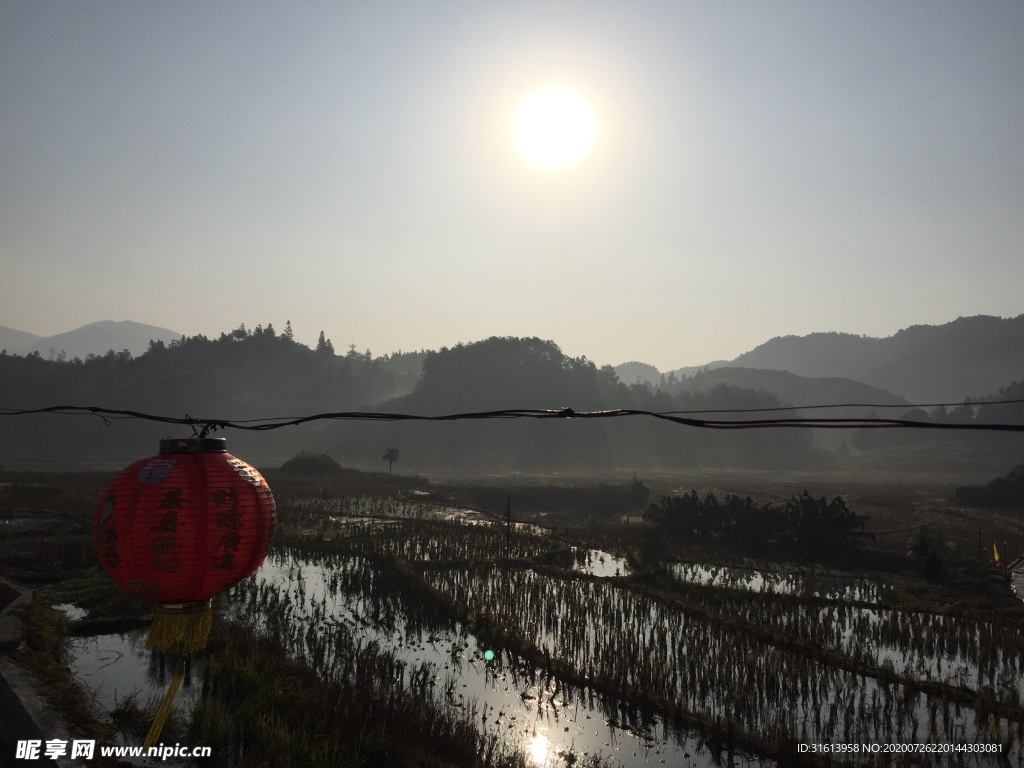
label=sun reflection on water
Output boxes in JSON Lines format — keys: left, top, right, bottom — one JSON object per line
{"left": 528, "top": 732, "right": 550, "bottom": 766}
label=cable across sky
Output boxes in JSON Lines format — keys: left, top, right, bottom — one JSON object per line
{"left": 1, "top": 402, "right": 1022, "bottom": 438}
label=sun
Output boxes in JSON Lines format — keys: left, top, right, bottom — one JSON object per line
{"left": 513, "top": 86, "right": 596, "bottom": 170}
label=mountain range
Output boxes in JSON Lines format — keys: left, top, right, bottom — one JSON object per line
{"left": 728, "top": 315, "right": 1024, "bottom": 401}
{"left": 4, "top": 313, "right": 1022, "bottom": 406}
{"left": 615, "top": 314, "right": 1024, "bottom": 403}
{"left": 2, "top": 320, "right": 182, "bottom": 360}
{"left": 0, "top": 316, "right": 1021, "bottom": 472}
{"left": 663, "top": 367, "right": 907, "bottom": 410}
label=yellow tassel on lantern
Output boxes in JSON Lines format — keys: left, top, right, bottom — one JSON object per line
{"left": 143, "top": 601, "right": 212, "bottom": 748}
{"left": 143, "top": 658, "right": 186, "bottom": 749}
{"left": 146, "top": 601, "right": 212, "bottom": 655}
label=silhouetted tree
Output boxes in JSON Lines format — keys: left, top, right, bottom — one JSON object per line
{"left": 629, "top": 473, "right": 650, "bottom": 508}
{"left": 316, "top": 331, "right": 334, "bottom": 355}
{"left": 949, "top": 397, "right": 976, "bottom": 422}
{"left": 382, "top": 448, "right": 399, "bottom": 473}
{"left": 283, "top": 320, "right": 294, "bottom": 340}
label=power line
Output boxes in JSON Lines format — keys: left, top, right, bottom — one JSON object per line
{"left": 664, "top": 398, "right": 1024, "bottom": 415}
{"left": 1, "top": 404, "right": 1022, "bottom": 436}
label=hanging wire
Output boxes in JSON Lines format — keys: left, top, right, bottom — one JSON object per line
{"left": 662, "top": 397, "right": 1024, "bottom": 415}
{"left": 1, "top": 402, "right": 1022, "bottom": 434}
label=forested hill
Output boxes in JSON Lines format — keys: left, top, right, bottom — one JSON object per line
{"left": 400, "top": 337, "right": 621, "bottom": 413}
{"left": 329, "top": 337, "right": 813, "bottom": 471}
{"left": 729, "top": 314, "right": 1024, "bottom": 401}
{"left": 662, "top": 367, "right": 907, "bottom": 411}
{"left": 0, "top": 332, "right": 813, "bottom": 471}
{"left": 0, "top": 326, "right": 425, "bottom": 468}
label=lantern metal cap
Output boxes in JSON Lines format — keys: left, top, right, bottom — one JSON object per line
{"left": 159, "top": 438, "right": 227, "bottom": 453}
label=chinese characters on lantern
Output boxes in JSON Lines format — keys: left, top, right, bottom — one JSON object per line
{"left": 151, "top": 489, "right": 186, "bottom": 573}
{"left": 94, "top": 440, "right": 275, "bottom": 606}
{"left": 212, "top": 487, "right": 243, "bottom": 569}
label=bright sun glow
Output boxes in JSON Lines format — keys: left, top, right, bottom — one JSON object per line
{"left": 513, "top": 86, "right": 596, "bottom": 169}
{"left": 527, "top": 733, "right": 550, "bottom": 765}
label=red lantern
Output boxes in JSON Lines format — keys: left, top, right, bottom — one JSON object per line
{"left": 93, "top": 437, "right": 276, "bottom": 652}
{"left": 92, "top": 436, "right": 275, "bottom": 747}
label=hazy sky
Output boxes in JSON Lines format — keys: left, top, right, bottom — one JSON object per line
{"left": 2, "top": 1, "right": 1022, "bottom": 370}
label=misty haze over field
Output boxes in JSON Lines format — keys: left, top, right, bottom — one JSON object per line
{"left": 1, "top": 314, "right": 1021, "bottom": 473}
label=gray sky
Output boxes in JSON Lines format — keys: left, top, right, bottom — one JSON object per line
{"left": 2, "top": 1, "right": 1021, "bottom": 370}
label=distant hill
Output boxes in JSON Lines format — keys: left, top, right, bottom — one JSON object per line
{"left": 613, "top": 361, "right": 906, "bottom": 411}
{"left": 731, "top": 333, "right": 877, "bottom": 382}
{"left": 0, "top": 326, "right": 418, "bottom": 467}
{"left": 668, "top": 367, "right": 908, "bottom": 411}
{"left": 614, "top": 361, "right": 662, "bottom": 386}
{"left": 0, "top": 325, "right": 40, "bottom": 354}
{"left": 339, "top": 336, "right": 814, "bottom": 471}
{"left": 16, "top": 320, "right": 182, "bottom": 360}
{"left": 666, "top": 367, "right": 908, "bottom": 454}
{"left": 279, "top": 452, "right": 344, "bottom": 475}
{"left": 728, "top": 315, "right": 1024, "bottom": 402}
{"left": 956, "top": 464, "right": 1024, "bottom": 510}
{"left": 665, "top": 360, "right": 731, "bottom": 379}
{"left": 615, "top": 360, "right": 733, "bottom": 387}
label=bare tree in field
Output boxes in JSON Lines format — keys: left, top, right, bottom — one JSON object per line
{"left": 382, "top": 448, "right": 399, "bottom": 474}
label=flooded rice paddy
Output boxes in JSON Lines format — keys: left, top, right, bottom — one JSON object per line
{"left": 69, "top": 629, "right": 202, "bottom": 721}
{"left": 572, "top": 548, "right": 632, "bottom": 578}
{"left": 223, "top": 552, "right": 730, "bottom": 767}
{"left": 668, "top": 563, "right": 892, "bottom": 604}
{"left": 66, "top": 628, "right": 200, "bottom": 766}
{"left": 63, "top": 494, "right": 1024, "bottom": 766}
